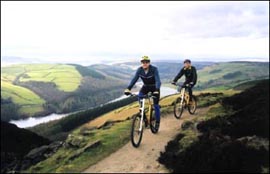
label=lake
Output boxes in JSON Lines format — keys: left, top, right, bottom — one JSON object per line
{"left": 9, "top": 85, "right": 177, "bottom": 128}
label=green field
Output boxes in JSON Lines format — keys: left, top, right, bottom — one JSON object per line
{"left": 196, "top": 62, "right": 269, "bottom": 90}
{"left": 1, "top": 64, "right": 82, "bottom": 117}
{"left": 17, "top": 64, "right": 82, "bottom": 92}
{"left": 1, "top": 80, "right": 45, "bottom": 116}
{"left": 2, "top": 64, "right": 82, "bottom": 92}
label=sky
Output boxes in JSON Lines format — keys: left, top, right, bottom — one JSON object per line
{"left": 1, "top": 1, "right": 269, "bottom": 64}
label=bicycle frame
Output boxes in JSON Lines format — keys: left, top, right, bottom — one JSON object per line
{"left": 173, "top": 83, "right": 197, "bottom": 119}
{"left": 179, "top": 86, "right": 190, "bottom": 107}
{"left": 139, "top": 98, "right": 145, "bottom": 132}
{"left": 138, "top": 96, "right": 154, "bottom": 131}
{"left": 130, "top": 92, "right": 158, "bottom": 147}
{"left": 179, "top": 87, "right": 185, "bottom": 107}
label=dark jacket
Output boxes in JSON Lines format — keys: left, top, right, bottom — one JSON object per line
{"left": 127, "top": 65, "right": 161, "bottom": 90}
{"left": 173, "top": 66, "right": 197, "bottom": 85}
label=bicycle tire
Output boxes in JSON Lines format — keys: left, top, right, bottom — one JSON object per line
{"left": 188, "top": 96, "right": 197, "bottom": 115}
{"left": 174, "top": 98, "right": 184, "bottom": 119}
{"left": 150, "top": 106, "right": 159, "bottom": 134}
{"left": 130, "top": 115, "right": 143, "bottom": 148}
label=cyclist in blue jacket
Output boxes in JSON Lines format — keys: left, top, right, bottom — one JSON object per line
{"left": 124, "top": 56, "right": 161, "bottom": 129}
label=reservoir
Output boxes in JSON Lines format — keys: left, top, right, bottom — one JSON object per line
{"left": 9, "top": 86, "right": 177, "bottom": 128}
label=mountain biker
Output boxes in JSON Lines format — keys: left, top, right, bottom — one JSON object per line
{"left": 124, "top": 56, "right": 161, "bottom": 129}
{"left": 171, "top": 59, "right": 197, "bottom": 102}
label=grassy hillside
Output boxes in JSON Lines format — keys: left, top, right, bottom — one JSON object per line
{"left": 1, "top": 64, "right": 82, "bottom": 119}
{"left": 1, "top": 81, "right": 45, "bottom": 116}
{"left": 25, "top": 91, "right": 228, "bottom": 173}
{"left": 2, "top": 64, "right": 82, "bottom": 92}
{"left": 233, "top": 79, "right": 268, "bottom": 91}
{"left": 114, "top": 61, "right": 213, "bottom": 83}
{"left": 159, "top": 80, "right": 269, "bottom": 173}
{"left": 1, "top": 65, "right": 46, "bottom": 117}
{"left": 113, "top": 61, "right": 269, "bottom": 90}
{"left": 195, "top": 62, "right": 269, "bottom": 90}
{"left": 18, "top": 64, "right": 82, "bottom": 92}
{"left": 28, "top": 97, "right": 137, "bottom": 141}
{"left": 1, "top": 64, "right": 127, "bottom": 121}
{"left": 90, "top": 64, "right": 134, "bottom": 80}
{"left": 1, "top": 61, "right": 268, "bottom": 121}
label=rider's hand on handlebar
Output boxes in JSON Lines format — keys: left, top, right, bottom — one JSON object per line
{"left": 124, "top": 89, "right": 131, "bottom": 95}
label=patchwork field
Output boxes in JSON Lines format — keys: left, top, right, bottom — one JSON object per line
{"left": 1, "top": 80, "right": 45, "bottom": 116}
{"left": 1, "top": 64, "right": 83, "bottom": 117}
{"left": 17, "top": 64, "right": 82, "bottom": 92}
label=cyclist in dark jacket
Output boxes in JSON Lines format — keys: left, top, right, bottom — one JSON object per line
{"left": 172, "top": 59, "right": 197, "bottom": 101}
{"left": 124, "top": 56, "right": 161, "bottom": 127}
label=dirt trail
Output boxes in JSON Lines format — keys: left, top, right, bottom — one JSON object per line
{"left": 83, "top": 108, "right": 208, "bottom": 173}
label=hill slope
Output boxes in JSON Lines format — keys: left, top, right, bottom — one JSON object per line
{"left": 196, "top": 62, "right": 269, "bottom": 90}
{"left": 159, "top": 80, "right": 269, "bottom": 173}
{"left": 25, "top": 91, "right": 225, "bottom": 173}
{"left": 113, "top": 61, "right": 269, "bottom": 90}
{"left": 1, "top": 121, "right": 51, "bottom": 173}
{"left": 1, "top": 64, "right": 127, "bottom": 121}
{"left": 2, "top": 61, "right": 268, "bottom": 121}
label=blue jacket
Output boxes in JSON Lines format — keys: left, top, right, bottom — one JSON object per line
{"left": 127, "top": 65, "right": 161, "bottom": 90}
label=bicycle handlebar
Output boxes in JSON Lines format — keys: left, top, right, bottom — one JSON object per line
{"left": 172, "top": 83, "right": 191, "bottom": 88}
{"left": 126, "top": 92, "right": 157, "bottom": 99}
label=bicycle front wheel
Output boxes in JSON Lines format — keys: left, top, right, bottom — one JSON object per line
{"left": 174, "top": 98, "right": 184, "bottom": 119}
{"left": 130, "top": 115, "right": 143, "bottom": 148}
{"left": 149, "top": 107, "right": 159, "bottom": 134}
{"left": 188, "top": 96, "right": 197, "bottom": 115}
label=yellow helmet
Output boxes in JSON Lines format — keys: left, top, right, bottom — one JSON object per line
{"left": 141, "top": 56, "right": 150, "bottom": 62}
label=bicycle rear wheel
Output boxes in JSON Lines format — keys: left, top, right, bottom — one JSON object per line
{"left": 150, "top": 107, "right": 159, "bottom": 134}
{"left": 174, "top": 98, "right": 184, "bottom": 119}
{"left": 130, "top": 115, "right": 143, "bottom": 148}
{"left": 188, "top": 96, "right": 197, "bottom": 115}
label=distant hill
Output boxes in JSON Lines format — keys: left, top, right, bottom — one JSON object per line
{"left": 113, "top": 61, "right": 269, "bottom": 88}
{"left": 195, "top": 62, "right": 269, "bottom": 90}
{"left": 114, "top": 61, "right": 214, "bottom": 83}
{"left": 1, "top": 61, "right": 268, "bottom": 121}
{"left": 1, "top": 64, "right": 127, "bottom": 121}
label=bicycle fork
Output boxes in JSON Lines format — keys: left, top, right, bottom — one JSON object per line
{"left": 180, "top": 88, "right": 185, "bottom": 107}
{"left": 139, "top": 98, "right": 145, "bottom": 132}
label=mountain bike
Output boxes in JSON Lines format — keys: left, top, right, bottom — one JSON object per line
{"left": 172, "top": 83, "right": 197, "bottom": 119}
{"left": 128, "top": 92, "right": 159, "bottom": 148}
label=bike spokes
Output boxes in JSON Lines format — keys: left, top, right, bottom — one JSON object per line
{"left": 174, "top": 98, "right": 184, "bottom": 119}
{"left": 150, "top": 108, "right": 159, "bottom": 134}
{"left": 188, "top": 96, "right": 197, "bottom": 115}
{"left": 131, "top": 115, "right": 143, "bottom": 148}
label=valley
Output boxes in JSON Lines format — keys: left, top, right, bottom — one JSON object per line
{"left": 1, "top": 61, "right": 268, "bottom": 122}
{"left": 1, "top": 61, "right": 269, "bottom": 173}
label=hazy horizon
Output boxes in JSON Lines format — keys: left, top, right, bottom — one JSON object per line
{"left": 1, "top": 1, "right": 269, "bottom": 64}
{"left": 1, "top": 55, "right": 269, "bottom": 67}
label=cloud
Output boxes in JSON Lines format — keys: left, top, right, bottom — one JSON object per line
{"left": 1, "top": 1, "right": 269, "bottom": 62}
{"left": 168, "top": 1, "right": 269, "bottom": 38}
